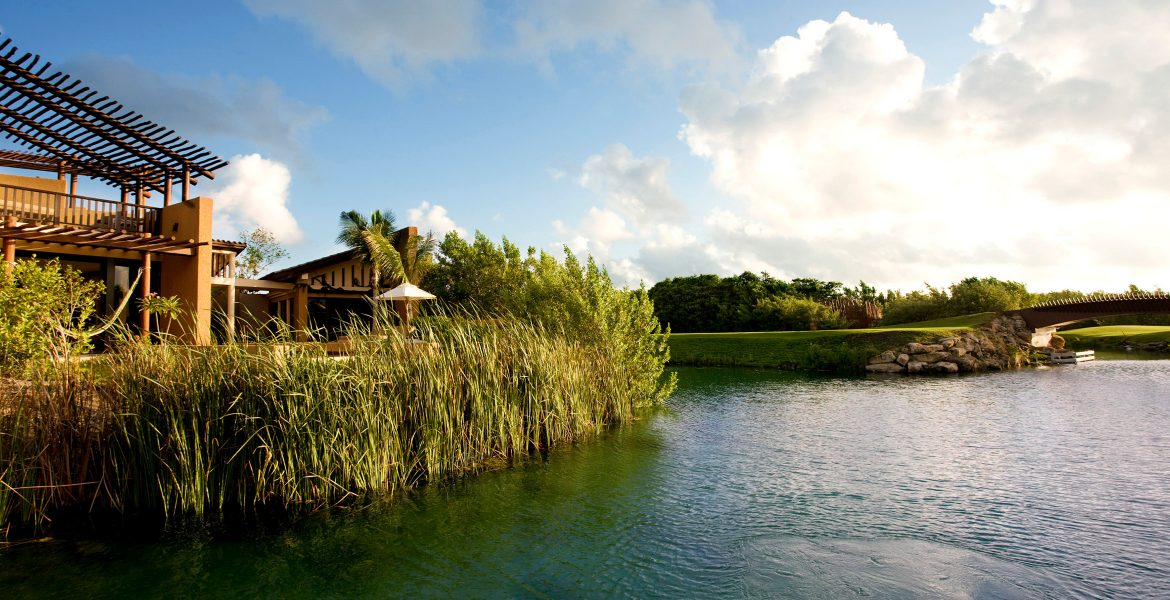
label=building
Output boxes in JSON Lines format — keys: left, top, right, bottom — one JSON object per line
{"left": 259, "top": 227, "right": 418, "bottom": 340}
{"left": 0, "top": 37, "right": 237, "bottom": 344}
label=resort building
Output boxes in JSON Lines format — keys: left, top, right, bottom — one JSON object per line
{"left": 0, "top": 37, "right": 237, "bottom": 344}
{"left": 0, "top": 37, "right": 421, "bottom": 345}
{"left": 259, "top": 227, "right": 419, "bottom": 340}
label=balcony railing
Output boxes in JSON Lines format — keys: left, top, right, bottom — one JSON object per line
{"left": 0, "top": 182, "right": 159, "bottom": 234}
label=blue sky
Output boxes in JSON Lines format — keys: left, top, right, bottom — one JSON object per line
{"left": 3, "top": 1, "right": 1166, "bottom": 292}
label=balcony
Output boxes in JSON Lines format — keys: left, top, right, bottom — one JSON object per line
{"left": 0, "top": 182, "right": 199, "bottom": 254}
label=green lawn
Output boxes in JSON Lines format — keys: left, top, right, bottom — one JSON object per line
{"left": 667, "top": 324, "right": 971, "bottom": 371}
{"left": 875, "top": 312, "right": 997, "bottom": 329}
{"left": 1059, "top": 325, "right": 1170, "bottom": 349}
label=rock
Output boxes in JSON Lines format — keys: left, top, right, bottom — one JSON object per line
{"left": 1050, "top": 334, "right": 1066, "bottom": 351}
{"left": 939, "top": 337, "right": 956, "bottom": 349}
{"left": 904, "top": 342, "right": 927, "bottom": 354}
{"left": 866, "top": 363, "right": 905, "bottom": 374}
{"left": 955, "top": 354, "right": 981, "bottom": 372}
{"left": 930, "top": 361, "right": 960, "bottom": 374}
{"left": 896, "top": 353, "right": 910, "bottom": 366}
{"left": 949, "top": 347, "right": 967, "bottom": 358}
{"left": 869, "top": 350, "right": 898, "bottom": 365}
{"left": 921, "top": 344, "right": 946, "bottom": 353}
{"left": 915, "top": 351, "right": 951, "bottom": 363}
{"left": 907, "top": 361, "right": 927, "bottom": 374}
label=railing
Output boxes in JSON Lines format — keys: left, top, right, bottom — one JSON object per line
{"left": 211, "top": 250, "right": 235, "bottom": 279}
{"left": 0, "top": 182, "right": 159, "bottom": 234}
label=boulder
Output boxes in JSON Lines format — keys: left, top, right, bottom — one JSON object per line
{"left": 869, "top": 350, "right": 898, "bottom": 365}
{"left": 930, "top": 361, "right": 960, "bottom": 374}
{"left": 954, "top": 354, "right": 981, "bottom": 372}
{"left": 904, "top": 342, "right": 927, "bottom": 354}
{"left": 949, "top": 347, "right": 968, "bottom": 358}
{"left": 915, "top": 351, "right": 951, "bottom": 363}
{"left": 896, "top": 353, "right": 910, "bottom": 366}
{"left": 938, "top": 338, "right": 956, "bottom": 349}
{"left": 906, "top": 361, "right": 927, "bottom": 374}
{"left": 866, "top": 363, "right": 905, "bottom": 374}
{"left": 921, "top": 344, "right": 946, "bottom": 353}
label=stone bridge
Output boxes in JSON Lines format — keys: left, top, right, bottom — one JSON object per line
{"left": 1005, "top": 293, "right": 1170, "bottom": 346}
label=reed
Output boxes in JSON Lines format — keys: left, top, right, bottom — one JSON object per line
{"left": 0, "top": 311, "right": 673, "bottom": 538}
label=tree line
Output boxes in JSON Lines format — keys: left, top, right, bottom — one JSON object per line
{"left": 647, "top": 272, "right": 1168, "bottom": 332}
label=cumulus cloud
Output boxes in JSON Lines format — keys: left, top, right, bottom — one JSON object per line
{"left": 64, "top": 55, "right": 328, "bottom": 165}
{"left": 555, "top": 145, "right": 697, "bottom": 285}
{"left": 408, "top": 201, "right": 466, "bottom": 238}
{"left": 514, "top": 0, "right": 742, "bottom": 75}
{"left": 579, "top": 144, "right": 686, "bottom": 226}
{"left": 668, "top": 4, "right": 1170, "bottom": 291}
{"left": 205, "top": 154, "right": 302, "bottom": 244}
{"left": 244, "top": 0, "right": 481, "bottom": 90}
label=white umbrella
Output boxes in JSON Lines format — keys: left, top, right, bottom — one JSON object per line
{"left": 376, "top": 283, "right": 436, "bottom": 333}
{"left": 376, "top": 282, "right": 436, "bottom": 300}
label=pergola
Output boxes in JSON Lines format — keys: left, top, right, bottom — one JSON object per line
{"left": 0, "top": 35, "right": 232, "bottom": 338}
{"left": 0, "top": 36, "right": 227, "bottom": 205}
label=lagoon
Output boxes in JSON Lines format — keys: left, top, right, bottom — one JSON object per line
{"left": 3, "top": 361, "right": 1169, "bottom": 598}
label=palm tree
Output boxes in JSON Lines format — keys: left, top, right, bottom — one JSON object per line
{"left": 336, "top": 209, "right": 403, "bottom": 294}
{"left": 337, "top": 209, "right": 438, "bottom": 331}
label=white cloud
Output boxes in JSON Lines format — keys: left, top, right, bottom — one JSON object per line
{"left": 578, "top": 144, "right": 686, "bottom": 226}
{"left": 64, "top": 55, "right": 328, "bottom": 165}
{"left": 514, "top": 0, "right": 742, "bottom": 75}
{"left": 206, "top": 154, "right": 302, "bottom": 244}
{"left": 408, "top": 201, "right": 466, "bottom": 238}
{"left": 667, "top": 5, "right": 1170, "bottom": 292}
{"left": 244, "top": 0, "right": 481, "bottom": 90}
{"left": 553, "top": 206, "right": 635, "bottom": 257}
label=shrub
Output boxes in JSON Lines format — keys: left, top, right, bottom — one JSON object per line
{"left": 0, "top": 259, "right": 104, "bottom": 373}
{"left": 753, "top": 295, "right": 847, "bottom": 331}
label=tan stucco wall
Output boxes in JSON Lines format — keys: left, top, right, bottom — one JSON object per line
{"left": 159, "top": 197, "right": 213, "bottom": 344}
{"left": 0, "top": 173, "right": 66, "bottom": 193}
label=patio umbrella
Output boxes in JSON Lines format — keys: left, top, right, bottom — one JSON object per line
{"left": 377, "top": 283, "right": 437, "bottom": 333}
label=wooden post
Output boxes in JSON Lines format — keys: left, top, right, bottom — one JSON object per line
{"left": 2, "top": 217, "right": 15, "bottom": 274}
{"left": 226, "top": 253, "right": 237, "bottom": 342}
{"left": 120, "top": 185, "right": 130, "bottom": 217}
{"left": 134, "top": 179, "right": 144, "bottom": 226}
{"left": 164, "top": 172, "right": 173, "bottom": 206}
{"left": 293, "top": 273, "right": 309, "bottom": 342}
{"left": 140, "top": 252, "right": 152, "bottom": 337}
{"left": 182, "top": 167, "right": 190, "bottom": 202}
{"left": 68, "top": 174, "right": 77, "bottom": 208}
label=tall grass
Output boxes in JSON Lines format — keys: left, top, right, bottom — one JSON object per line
{"left": 0, "top": 312, "right": 673, "bottom": 538}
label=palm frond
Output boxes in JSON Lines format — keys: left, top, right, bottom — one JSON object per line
{"left": 363, "top": 229, "right": 405, "bottom": 284}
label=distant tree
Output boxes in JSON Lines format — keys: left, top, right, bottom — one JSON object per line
{"left": 948, "top": 277, "right": 1030, "bottom": 314}
{"left": 791, "top": 278, "right": 844, "bottom": 302}
{"left": 236, "top": 227, "right": 289, "bottom": 279}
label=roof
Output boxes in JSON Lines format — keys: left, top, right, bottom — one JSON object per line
{"left": 0, "top": 37, "right": 229, "bottom": 192}
{"left": 261, "top": 249, "right": 357, "bottom": 282}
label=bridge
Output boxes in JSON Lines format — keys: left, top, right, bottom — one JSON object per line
{"left": 1006, "top": 292, "right": 1170, "bottom": 346}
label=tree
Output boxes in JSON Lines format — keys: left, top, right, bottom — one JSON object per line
{"left": 0, "top": 259, "right": 105, "bottom": 372}
{"left": 337, "top": 209, "right": 403, "bottom": 294}
{"left": 236, "top": 227, "right": 289, "bottom": 279}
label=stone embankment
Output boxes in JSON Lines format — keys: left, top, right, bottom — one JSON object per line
{"left": 866, "top": 315, "right": 1035, "bottom": 375}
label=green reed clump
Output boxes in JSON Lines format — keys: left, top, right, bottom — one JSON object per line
{"left": 1, "top": 311, "right": 672, "bottom": 537}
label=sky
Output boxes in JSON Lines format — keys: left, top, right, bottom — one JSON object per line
{"left": 2, "top": 0, "right": 1166, "bottom": 293}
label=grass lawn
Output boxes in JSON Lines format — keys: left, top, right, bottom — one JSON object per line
{"left": 1059, "top": 325, "right": 1170, "bottom": 349}
{"left": 667, "top": 324, "right": 973, "bottom": 371}
{"left": 875, "top": 312, "right": 997, "bottom": 330}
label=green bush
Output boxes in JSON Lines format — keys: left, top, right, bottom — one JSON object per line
{"left": 424, "top": 232, "right": 675, "bottom": 406}
{"left": 753, "top": 295, "right": 847, "bottom": 331}
{"left": 0, "top": 259, "right": 104, "bottom": 373}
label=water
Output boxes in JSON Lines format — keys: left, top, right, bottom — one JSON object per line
{"left": 4, "top": 361, "right": 1170, "bottom": 598}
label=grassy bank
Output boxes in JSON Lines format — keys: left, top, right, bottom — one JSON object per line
{"left": 1059, "top": 325, "right": 1170, "bottom": 351}
{"left": 0, "top": 315, "right": 673, "bottom": 539}
{"left": 666, "top": 313, "right": 995, "bottom": 371}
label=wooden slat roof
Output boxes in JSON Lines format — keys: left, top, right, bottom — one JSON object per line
{"left": 0, "top": 36, "right": 229, "bottom": 191}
